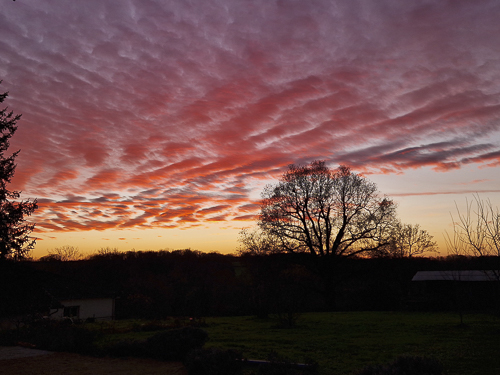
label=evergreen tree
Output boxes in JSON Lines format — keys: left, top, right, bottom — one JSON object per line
{"left": 0, "top": 83, "right": 37, "bottom": 261}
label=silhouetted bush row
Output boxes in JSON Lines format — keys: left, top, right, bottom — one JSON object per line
{"left": 4, "top": 321, "right": 210, "bottom": 362}
{"left": 2, "top": 320, "right": 97, "bottom": 354}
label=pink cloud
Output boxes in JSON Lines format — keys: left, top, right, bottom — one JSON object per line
{"left": 0, "top": 0, "right": 499, "bottom": 238}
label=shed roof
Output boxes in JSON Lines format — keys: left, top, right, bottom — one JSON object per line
{"left": 412, "top": 270, "right": 498, "bottom": 282}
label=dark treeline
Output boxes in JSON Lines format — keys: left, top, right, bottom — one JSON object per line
{"left": 2, "top": 250, "right": 496, "bottom": 321}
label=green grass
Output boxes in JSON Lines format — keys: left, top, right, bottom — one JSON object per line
{"left": 88, "top": 312, "right": 500, "bottom": 375}
{"left": 202, "top": 312, "right": 500, "bottom": 375}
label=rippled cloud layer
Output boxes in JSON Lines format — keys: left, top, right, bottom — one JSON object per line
{"left": 1, "top": 0, "right": 499, "bottom": 240}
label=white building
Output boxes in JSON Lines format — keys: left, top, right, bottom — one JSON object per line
{"left": 49, "top": 298, "right": 115, "bottom": 321}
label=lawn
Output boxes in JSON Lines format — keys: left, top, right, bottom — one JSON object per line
{"left": 200, "top": 312, "right": 500, "bottom": 375}
{"left": 88, "top": 312, "right": 500, "bottom": 374}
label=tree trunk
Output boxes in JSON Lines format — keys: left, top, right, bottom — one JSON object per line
{"left": 317, "top": 256, "right": 339, "bottom": 311}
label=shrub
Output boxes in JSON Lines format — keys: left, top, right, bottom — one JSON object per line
{"left": 0, "top": 329, "right": 16, "bottom": 346}
{"left": 104, "top": 339, "right": 147, "bottom": 358}
{"left": 145, "top": 326, "right": 208, "bottom": 361}
{"left": 20, "top": 320, "right": 98, "bottom": 354}
{"left": 185, "top": 347, "right": 244, "bottom": 375}
{"left": 356, "top": 355, "right": 443, "bottom": 375}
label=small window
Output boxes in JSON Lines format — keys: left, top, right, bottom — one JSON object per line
{"left": 63, "top": 305, "right": 80, "bottom": 318}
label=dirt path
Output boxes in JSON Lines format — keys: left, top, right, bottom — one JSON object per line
{"left": 0, "top": 347, "right": 187, "bottom": 375}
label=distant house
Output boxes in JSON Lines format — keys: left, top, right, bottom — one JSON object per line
{"left": 43, "top": 272, "right": 116, "bottom": 321}
{"left": 410, "top": 270, "right": 499, "bottom": 311}
{"left": 49, "top": 297, "right": 115, "bottom": 321}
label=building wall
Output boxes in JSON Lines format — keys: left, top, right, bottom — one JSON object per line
{"left": 50, "top": 298, "right": 115, "bottom": 320}
{"left": 410, "top": 280, "right": 498, "bottom": 311}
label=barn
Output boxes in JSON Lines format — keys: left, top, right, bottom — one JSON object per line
{"left": 410, "top": 270, "right": 499, "bottom": 311}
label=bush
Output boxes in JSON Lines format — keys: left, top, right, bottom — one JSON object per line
{"left": 19, "top": 320, "right": 98, "bottom": 354}
{"left": 0, "top": 329, "right": 16, "bottom": 346}
{"left": 104, "top": 339, "right": 147, "bottom": 358}
{"left": 356, "top": 355, "right": 443, "bottom": 375}
{"left": 145, "top": 326, "right": 208, "bottom": 361}
{"left": 185, "top": 347, "right": 244, "bottom": 375}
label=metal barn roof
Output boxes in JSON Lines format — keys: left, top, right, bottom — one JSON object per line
{"left": 412, "top": 270, "right": 498, "bottom": 282}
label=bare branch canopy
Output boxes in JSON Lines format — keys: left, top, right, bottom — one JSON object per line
{"left": 258, "top": 161, "right": 397, "bottom": 258}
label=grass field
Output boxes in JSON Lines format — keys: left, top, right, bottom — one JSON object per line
{"left": 91, "top": 312, "right": 500, "bottom": 375}
{"left": 200, "top": 312, "right": 500, "bottom": 375}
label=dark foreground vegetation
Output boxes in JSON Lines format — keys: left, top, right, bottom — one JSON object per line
{"left": 2, "top": 250, "right": 500, "bottom": 374}
{"left": 1, "top": 311, "right": 499, "bottom": 375}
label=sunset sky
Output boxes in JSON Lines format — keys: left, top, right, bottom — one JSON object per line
{"left": 1, "top": 0, "right": 500, "bottom": 258}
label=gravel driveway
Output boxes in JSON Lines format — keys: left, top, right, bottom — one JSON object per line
{"left": 0, "top": 346, "right": 53, "bottom": 360}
